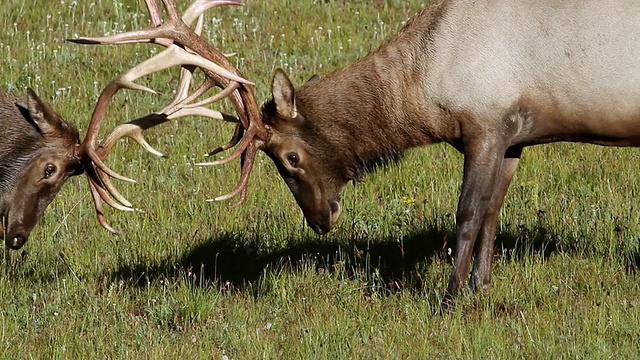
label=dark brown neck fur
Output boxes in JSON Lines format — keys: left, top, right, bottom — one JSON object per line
{"left": 294, "top": 0, "right": 456, "bottom": 180}
{"left": 0, "top": 92, "right": 41, "bottom": 191}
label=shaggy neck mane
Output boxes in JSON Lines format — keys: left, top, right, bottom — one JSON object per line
{"left": 0, "top": 94, "right": 42, "bottom": 192}
{"left": 295, "top": 1, "right": 450, "bottom": 181}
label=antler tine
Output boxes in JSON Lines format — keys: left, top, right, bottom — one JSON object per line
{"left": 159, "top": 0, "right": 182, "bottom": 22}
{"left": 98, "top": 113, "right": 171, "bottom": 158}
{"left": 80, "top": 81, "right": 138, "bottom": 184}
{"left": 67, "top": 27, "right": 174, "bottom": 46}
{"left": 207, "top": 141, "right": 257, "bottom": 205}
{"left": 67, "top": 0, "right": 235, "bottom": 47}
{"left": 83, "top": 156, "right": 135, "bottom": 228}
{"left": 183, "top": 0, "right": 243, "bottom": 25}
{"left": 221, "top": 77, "right": 264, "bottom": 136}
{"left": 87, "top": 179, "right": 117, "bottom": 233}
{"left": 161, "top": 15, "right": 203, "bottom": 113}
{"left": 206, "top": 123, "right": 244, "bottom": 156}
{"left": 166, "top": 106, "right": 227, "bottom": 120}
{"left": 144, "top": 0, "right": 163, "bottom": 27}
{"left": 119, "top": 44, "right": 252, "bottom": 86}
{"left": 165, "top": 66, "right": 197, "bottom": 113}
{"left": 196, "top": 125, "right": 256, "bottom": 166}
{"left": 232, "top": 144, "right": 258, "bottom": 207}
{"left": 89, "top": 176, "right": 135, "bottom": 212}
{"left": 94, "top": 171, "right": 134, "bottom": 208}
{"left": 68, "top": 0, "right": 176, "bottom": 46}
{"left": 162, "top": 74, "right": 240, "bottom": 118}
{"left": 180, "top": 81, "right": 240, "bottom": 110}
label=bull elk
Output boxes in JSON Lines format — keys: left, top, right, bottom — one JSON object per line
{"left": 1, "top": 0, "right": 261, "bottom": 249}
{"left": 0, "top": 89, "right": 82, "bottom": 249}
{"left": 256, "top": 0, "right": 640, "bottom": 299}
{"left": 72, "top": 0, "right": 640, "bottom": 300}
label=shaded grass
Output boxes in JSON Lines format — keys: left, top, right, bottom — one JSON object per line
{"left": 1, "top": 0, "right": 640, "bottom": 358}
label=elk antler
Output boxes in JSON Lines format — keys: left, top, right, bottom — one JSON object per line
{"left": 69, "top": 0, "right": 269, "bottom": 232}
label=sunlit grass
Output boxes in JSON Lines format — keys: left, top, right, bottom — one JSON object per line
{"left": 1, "top": 0, "right": 640, "bottom": 358}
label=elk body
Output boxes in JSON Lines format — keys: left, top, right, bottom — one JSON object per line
{"left": 0, "top": 89, "right": 82, "bottom": 249}
{"left": 258, "top": 0, "right": 640, "bottom": 297}
{"left": 64, "top": 0, "right": 640, "bottom": 300}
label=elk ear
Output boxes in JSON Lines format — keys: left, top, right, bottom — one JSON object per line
{"left": 24, "top": 87, "right": 60, "bottom": 135}
{"left": 271, "top": 69, "right": 297, "bottom": 119}
{"left": 306, "top": 74, "right": 321, "bottom": 84}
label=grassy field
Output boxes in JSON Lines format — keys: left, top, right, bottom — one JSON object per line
{"left": 1, "top": 0, "right": 640, "bottom": 358}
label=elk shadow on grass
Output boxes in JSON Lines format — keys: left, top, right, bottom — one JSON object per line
{"left": 107, "top": 218, "right": 564, "bottom": 295}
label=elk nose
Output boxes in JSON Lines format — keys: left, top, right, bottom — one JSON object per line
{"left": 308, "top": 218, "right": 330, "bottom": 235}
{"left": 6, "top": 235, "right": 27, "bottom": 250}
{"left": 310, "top": 223, "right": 327, "bottom": 235}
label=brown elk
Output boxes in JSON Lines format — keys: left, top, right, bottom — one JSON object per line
{"left": 66, "top": 0, "right": 640, "bottom": 301}
{"left": 1, "top": 0, "right": 259, "bottom": 249}
{"left": 255, "top": 0, "right": 640, "bottom": 298}
{"left": 0, "top": 89, "right": 82, "bottom": 249}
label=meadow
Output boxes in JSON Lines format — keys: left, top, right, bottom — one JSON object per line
{"left": 1, "top": 0, "right": 640, "bottom": 358}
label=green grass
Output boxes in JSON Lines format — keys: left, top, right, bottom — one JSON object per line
{"left": 2, "top": 0, "right": 640, "bottom": 358}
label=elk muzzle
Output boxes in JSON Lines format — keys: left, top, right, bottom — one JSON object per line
{"left": 307, "top": 199, "right": 342, "bottom": 235}
{"left": 0, "top": 217, "right": 30, "bottom": 250}
{"left": 5, "top": 234, "right": 28, "bottom": 250}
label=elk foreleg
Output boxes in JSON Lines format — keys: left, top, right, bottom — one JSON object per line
{"left": 446, "top": 138, "right": 508, "bottom": 299}
{"left": 470, "top": 146, "right": 522, "bottom": 293}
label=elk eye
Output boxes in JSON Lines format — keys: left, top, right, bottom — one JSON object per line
{"left": 286, "top": 152, "right": 299, "bottom": 167}
{"left": 44, "top": 164, "right": 56, "bottom": 179}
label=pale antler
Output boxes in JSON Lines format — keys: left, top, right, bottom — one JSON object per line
{"left": 70, "top": 0, "right": 269, "bottom": 232}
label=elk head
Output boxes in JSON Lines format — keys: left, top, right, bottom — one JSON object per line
{"left": 260, "top": 70, "right": 346, "bottom": 234}
{"left": 0, "top": 89, "right": 83, "bottom": 249}
{"left": 71, "top": 1, "right": 348, "bottom": 236}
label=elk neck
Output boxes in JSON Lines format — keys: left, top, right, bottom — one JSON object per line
{"left": 0, "top": 93, "right": 40, "bottom": 192}
{"left": 293, "top": 2, "right": 459, "bottom": 180}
